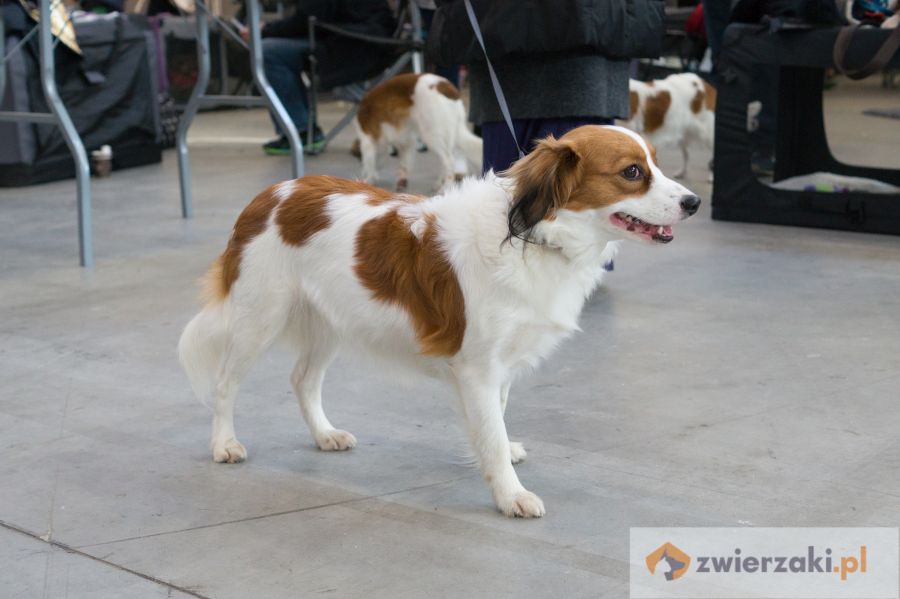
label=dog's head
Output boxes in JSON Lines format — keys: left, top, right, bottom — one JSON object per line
{"left": 504, "top": 125, "right": 700, "bottom": 246}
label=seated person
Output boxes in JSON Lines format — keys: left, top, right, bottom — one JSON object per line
{"left": 241, "top": 0, "right": 394, "bottom": 155}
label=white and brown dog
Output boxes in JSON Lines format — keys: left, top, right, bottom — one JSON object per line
{"left": 623, "top": 73, "right": 716, "bottom": 179}
{"left": 178, "top": 125, "right": 700, "bottom": 518}
{"left": 353, "top": 72, "right": 482, "bottom": 191}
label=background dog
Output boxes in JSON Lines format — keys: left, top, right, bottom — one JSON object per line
{"left": 353, "top": 73, "right": 483, "bottom": 191}
{"left": 178, "top": 125, "right": 700, "bottom": 518}
{"left": 622, "top": 73, "right": 716, "bottom": 180}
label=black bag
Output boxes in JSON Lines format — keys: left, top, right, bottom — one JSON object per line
{"left": 834, "top": 23, "right": 900, "bottom": 79}
{"left": 730, "top": 0, "right": 846, "bottom": 27}
{"left": 426, "top": 0, "right": 666, "bottom": 67}
{"left": 0, "top": 12, "right": 161, "bottom": 186}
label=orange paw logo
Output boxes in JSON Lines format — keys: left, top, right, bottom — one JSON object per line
{"left": 646, "top": 542, "right": 691, "bottom": 581}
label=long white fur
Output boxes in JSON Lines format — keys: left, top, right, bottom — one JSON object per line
{"left": 353, "top": 73, "right": 483, "bottom": 190}
{"left": 622, "top": 73, "right": 715, "bottom": 179}
{"left": 178, "top": 125, "right": 694, "bottom": 518}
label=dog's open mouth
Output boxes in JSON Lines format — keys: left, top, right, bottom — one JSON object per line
{"left": 610, "top": 212, "right": 674, "bottom": 243}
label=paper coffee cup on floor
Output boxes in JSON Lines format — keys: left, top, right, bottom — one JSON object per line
{"left": 91, "top": 145, "right": 113, "bottom": 177}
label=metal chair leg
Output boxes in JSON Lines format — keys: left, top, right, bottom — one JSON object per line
{"left": 409, "top": 0, "right": 423, "bottom": 74}
{"left": 307, "top": 16, "right": 317, "bottom": 154}
{"left": 175, "top": 1, "right": 211, "bottom": 219}
{"left": 247, "top": 0, "right": 302, "bottom": 178}
{"left": 37, "top": 0, "right": 93, "bottom": 266}
{"left": 1, "top": 9, "right": 6, "bottom": 102}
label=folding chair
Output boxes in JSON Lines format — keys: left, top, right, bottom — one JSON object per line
{"left": 304, "top": 0, "right": 424, "bottom": 153}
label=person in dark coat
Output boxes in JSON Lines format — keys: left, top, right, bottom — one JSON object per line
{"left": 240, "top": 0, "right": 394, "bottom": 155}
{"left": 426, "top": 0, "right": 665, "bottom": 173}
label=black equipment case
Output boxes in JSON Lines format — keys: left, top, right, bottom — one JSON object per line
{"left": 712, "top": 24, "right": 900, "bottom": 235}
{"left": 0, "top": 9, "right": 162, "bottom": 186}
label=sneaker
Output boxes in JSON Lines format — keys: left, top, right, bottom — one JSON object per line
{"left": 262, "top": 128, "right": 325, "bottom": 156}
{"left": 263, "top": 135, "right": 291, "bottom": 156}
{"left": 303, "top": 127, "right": 326, "bottom": 154}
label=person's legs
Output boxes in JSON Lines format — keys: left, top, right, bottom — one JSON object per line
{"left": 421, "top": 8, "right": 460, "bottom": 87}
{"left": 261, "top": 37, "right": 311, "bottom": 135}
{"left": 701, "top": 0, "right": 731, "bottom": 74}
{"left": 481, "top": 116, "right": 614, "bottom": 174}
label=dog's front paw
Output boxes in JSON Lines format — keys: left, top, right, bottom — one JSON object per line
{"left": 509, "top": 441, "right": 527, "bottom": 464}
{"left": 497, "top": 490, "right": 545, "bottom": 518}
{"left": 212, "top": 438, "right": 247, "bottom": 463}
{"left": 316, "top": 429, "right": 357, "bottom": 451}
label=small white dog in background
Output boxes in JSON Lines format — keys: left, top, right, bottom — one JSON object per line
{"left": 622, "top": 72, "right": 716, "bottom": 180}
{"left": 353, "top": 72, "right": 483, "bottom": 192}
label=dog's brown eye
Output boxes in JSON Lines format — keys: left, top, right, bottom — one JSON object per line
{"left": 622, "top": 165, "right": 643, "bottom": 181}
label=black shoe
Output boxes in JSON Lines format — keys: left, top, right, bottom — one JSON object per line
{"left": 263, "top": 135, "right": 291, "bottom": 156}
{"left": 262, "top": 128, "right": 325, "bottom": 156}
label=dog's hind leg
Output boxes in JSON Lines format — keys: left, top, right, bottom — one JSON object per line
{"left": 358, "top": 134, "right": 378, "bottom": 185}
{"left": 288, "top": 310, "right": 355, "bottom": 451}
{"left": 500, "top": 380, "right": 527, "bottom": 464}
{"left": 455, "top": 368, "right": 544, "bottom": 517}
{"left": 416, "top": 119, "right": 457, "bottom": 191}
{"left": 394, "top": 132, "right": 415, "bottom": 192}
{"left": 674, "top": 142, "right": 689, "bottom": 179}
{"left": 210, "top": 299, "right": 289, "bottom": 463}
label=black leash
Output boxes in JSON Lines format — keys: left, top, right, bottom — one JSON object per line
{"left": 462, "top": 0, "right": 524, "bottom": 159}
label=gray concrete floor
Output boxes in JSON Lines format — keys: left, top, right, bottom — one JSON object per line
{"left": 1, "top": 81, "right": 899, "bottom": 599}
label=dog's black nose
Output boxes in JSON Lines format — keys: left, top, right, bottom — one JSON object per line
{"left": 680, "top": 194, "right": 701, "bottom": 216}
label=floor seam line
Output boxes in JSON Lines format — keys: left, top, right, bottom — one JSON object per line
{"left": 0, "top": 520, "right": 212, "bottom": 599}
{"left": 73, "top": 473, "right": 477, "bottom": 550}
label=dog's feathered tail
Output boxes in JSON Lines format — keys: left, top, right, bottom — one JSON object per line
{"left": 178, "top": 257, "right": 230, "bottom": 407}
{"left": 456, "top": 121, "right": 483, "bottom": 166}
{"left": 450, "top": 97, "right": 483, "bottom": 166}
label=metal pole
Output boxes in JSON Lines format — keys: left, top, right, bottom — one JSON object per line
{"left": 39, "top": 0, "right": 93, "bottom": 266}
{"left": 1, "top": 8, "right": 6, "bottom": 102}
{"left": 176, "top": 3, "right": 212, "bottom": 218}
{"left": 306, "top": 15, "right": 317, "bottom": 153}
{"left": 217, "top": 25, "right": 228, "bottom": 94}
{"left": 247, "top": 0, "right": 302, "bottom": 178}
{"left": 409, "top": 0, "right": 423, "bottom": 74}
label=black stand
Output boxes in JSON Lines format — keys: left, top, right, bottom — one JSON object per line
{"left": 712, "top": 24, "right": 900, "bottom": 235}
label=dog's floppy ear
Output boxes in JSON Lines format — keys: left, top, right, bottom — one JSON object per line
{"left": 504, "top": 135, "right": 582, "bottom": 242}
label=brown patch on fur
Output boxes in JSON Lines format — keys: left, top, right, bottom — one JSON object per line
{"left": 206, "top": 185, "right": 280, "bottom": 301}
{"left": 646, "top": 80, "right": 655, "bottom": 87}
{"left": 505, "top": 126, "right": 655, "bottom": 234}
{"left": 277, "top": 176, "right": 394, "bottom": 246}
{"left": 201, "top": 255, "right": 227, "bottom": 303}
{"left": 703, "top": 80, "right": 717, "bottom": 111}
{"left": 504, "top": 136, "right": 583, "bottom": 235}
{"left": 205, "top": 177, "right": 406, "bottom": 301}
{"left": 690, "top": 89, "right": 704, "bottom": 114}
{"left": 562, "top": 127, "right": 654, "bottom": 211}
{"left": 365, "top": 190, "right": 424, "bottom": 206}
{"left": 356, "top": 73, "right": 421, "bottom": 141}
{"left": 642, "top": 90, "right": 671, "bottom": 133}
{"left": 434, "top": 79, "right": 461, "bottom": 100}
{"left": 354, "top": 211, "right": 465, "bottom": 356}
{"left": 629, "top": 91, "right": 639, "bottom": 119}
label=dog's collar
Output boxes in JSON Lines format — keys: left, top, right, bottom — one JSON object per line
{"left": 535, "top": 239, "right": 615, "bottom": 272}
